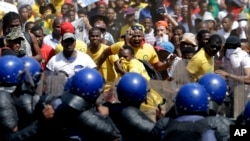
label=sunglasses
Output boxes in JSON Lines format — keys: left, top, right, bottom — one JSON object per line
{"left": 131, "top": 25, "right": 143, "bottom": 31}
{"left": 209, "top": 45, "right": 221, "bottom": 51}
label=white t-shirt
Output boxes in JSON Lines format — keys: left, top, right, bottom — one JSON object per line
{"left": 222, "top": 48, "right": 250, "bottom": 90}
{"left": 43, "top": 34, "right": 60, "bottom": 50}
{"left": 72, "top": 18, "right": 89, "bottom": 44}
{"left": 46, "top": 50, "right": 97, "bottom": 77}
{"left": 144, "top": 29, "right": 156, "bottom": 46}
{"left": 217, "top": 29, "right": 231, "bottom": 40}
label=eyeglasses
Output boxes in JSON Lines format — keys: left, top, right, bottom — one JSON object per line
{"left": 131, "top": 25, "right": 143, "bottom": 31}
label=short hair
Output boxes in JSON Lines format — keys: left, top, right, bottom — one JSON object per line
{"left": 196, "top": 29, "right": 210, "bottom": 40}
{"left": 89, "top": 27, "right": 101, "bottom": 34}
{"left": 223, "top": 13, "right": 234, "bottom": 22}
{"left": 123, "top": 45, "right": 134, "bottom": 55}
{"left": 18, "top": 4, "right": 28, "bottom": 12}
{"left": 208, "top": 34, "right": 222, "bottom": 47}
{"left": 198, "top": 0, "right": 207, "bottom": 6}
{"left": 173, "top": 25, "right": 186, "bottom": 34}
{"left": 25, "top": 21, "right": 35, "bottom": 30}
{"left": 30, "top": 25, "right": 43, "bottom": 33}
{"left": 39, "top": 4, "right": 56, "bottom": 15}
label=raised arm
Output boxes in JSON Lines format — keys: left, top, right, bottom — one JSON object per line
{"left": 96, "top": 47, "right": 113, "bottom": 69}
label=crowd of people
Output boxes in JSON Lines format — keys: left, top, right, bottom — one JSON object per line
{"left": 0, "top": 0, "right": 250, "bottom": 140}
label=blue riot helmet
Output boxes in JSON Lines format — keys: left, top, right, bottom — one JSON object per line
{"left": 70, "top": 68, "right": 105, "bottom": 103}
{"left": 21, "top": 57, "right": 42, "bottom": 85}
{"left": 116, "top": 72, "right": 148, "bottom": 107}
{"left": 198, "top": 73, "right": 227, "bottom": 105}
{"left": 0, "top": 55, "right": 24, "bottom": 85}
{"left": 244, "top": 101, "right": 250, "bottom": 125}
{"left": 175, "top": 83, "right": 209, "bottom": 115}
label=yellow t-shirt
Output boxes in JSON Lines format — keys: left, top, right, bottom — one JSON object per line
{"left": 32, "top": 3, "right": 41, "bottom": 19}
{"left": 50, "top": 0, "right": 64, "bottom": 16}
{"left": 130, "top": 2, "right": 148, "bottom": 9}
{"left": 111, "top": 41, "right": 159, "bottom": 65}
{"left": 119, "top": 23, "right": 145, "bottom": 40}
{"left": 186, "top": 48, "right": 214, "bottom": 82}
{"left": 55, "top": 39, "right": 87, "bottom": 54}
{"left": 87, "top": 44, "right": 119, "bottom": 82}
{"left": 120, "top": 58, "right": 150, "bottom": 81}
{"left": 27, "top": 15, "right": 35, "bottom": 22}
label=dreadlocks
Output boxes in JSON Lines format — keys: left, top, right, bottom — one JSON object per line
{"left": 2, "top": 12, "right": 21, "bottom": 35}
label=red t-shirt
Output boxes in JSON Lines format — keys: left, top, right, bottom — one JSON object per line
{"left": 40, "top": 44, "right": 55, "bottom": 70}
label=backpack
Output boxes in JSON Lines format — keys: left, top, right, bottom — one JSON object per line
{"left": 162, "top": 118, "right": 211, "bottom": 141}
{"left": 23, "top": 32, "right": 33, "bottom": 49}
{"left": 139, "top": 59, "right": 162, "bottom": 80}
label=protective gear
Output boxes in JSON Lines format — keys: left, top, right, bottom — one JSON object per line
{"left": 161, "top": 118, "right": 211, "bottom": 141}
{"left": 0, "top": 55, "right": 24, "bottom": 85}
{"left": 14, "top": 94, "right": 40, "bottom": 129}
{"left": 198, "top": 73, "right": 227, "bottom": 105}
{"left": 204, "top": 116, "right": 232, "bottom": 141}
{"left": 50, "top": 92, "right": 94, "bottom": 131}
{"left": 77, "top": 109, "right": 121, "bottom": 141}
{"left": 5, "top": 120, "right": 39, "bottom": 141}
{"left": 60, "top": 92, "right": 92, "bottom": 112}
{"left": 175, "top": 83, "right": 209, "bottom": 114}
{"left": 0, "top": 90, "right": 18, "bottom": 134}
{"left": 116, "top": 72, "right": 148, "bottom": 107}
{"left": 105, "top": 103, "right": 155, "bottom": 141}
{"left": 21, "top": 57, "right": 42, "bottom": 85}
{"left": 158, "top": 115, "right": 232, "bottom": 141}
{"left": 244, "top": 101, "right": 250, "bottom": 124}
{"left": 69, "top": 68, "right": 105, "bottom": 103}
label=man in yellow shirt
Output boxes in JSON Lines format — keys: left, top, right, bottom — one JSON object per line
{"left": 186, "top": 34, "right": 222, "bottom": 82}
{"left": 118, "top": 45, "right": 150, "bottom": 81}
{"left": 87, "top": 27, "right": 119, "bottom": 82}
{"left": 55, "top": 22, "right": 87, "bottom": 53}
{"left": 97, "top": 25, "right": 171, "bottom": 72}
{"left": 96, "top": 26, "right": 170, "bottom": 122}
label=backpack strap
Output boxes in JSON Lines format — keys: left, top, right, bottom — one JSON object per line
{"left": 0, "top": 47, "right": 12, "bottom": 56}
{"left": 0, "top": 37, "right": 5, "bottom": 48}
{"left": 138, "top": 59, "right": 162, "bottom": 80}
{"left": 23, "top": 32, "right": 35, "bottom": 55}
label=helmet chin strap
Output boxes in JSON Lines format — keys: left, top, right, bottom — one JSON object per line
{"left": 24, "top": 67, "right": 35, "bottom": 88}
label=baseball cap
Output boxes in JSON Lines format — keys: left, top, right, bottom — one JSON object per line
{"left": 225, "top": 36, "right": 240, "bottom": 49}
{"left": 155, "top": 41, "right": 175, "bottom": 53}
{"left": 61, "top": 22, "right": 75, "bottom": 35}
{"left": 6, "top": 27, "right": 24, "bottom": 41}
{"left": 62, "top": 33, "right": 76, "bottom": 40}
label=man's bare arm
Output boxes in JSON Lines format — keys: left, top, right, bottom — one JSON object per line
{"left": 96, "top": 47, "right": 113, "bottom": 69}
